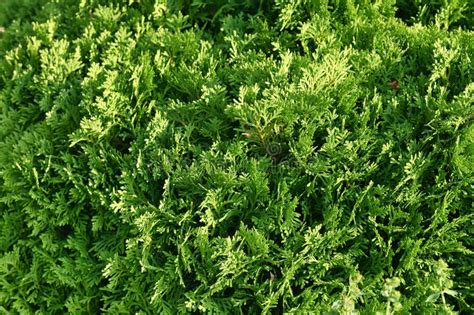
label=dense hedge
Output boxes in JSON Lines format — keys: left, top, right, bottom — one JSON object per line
{"left": 0, "top": 0, "right": 473, "bottom": 313}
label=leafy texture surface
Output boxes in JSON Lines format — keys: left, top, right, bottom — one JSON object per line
{"left": 0, "top": 0, "right": 473, "bottom": 313}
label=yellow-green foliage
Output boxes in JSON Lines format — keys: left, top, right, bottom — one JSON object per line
{"left": 0, "top": 0, "right": 473, "bottom": 313}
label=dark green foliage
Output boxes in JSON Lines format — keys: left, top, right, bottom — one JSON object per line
{"left": 0, "top": 0, "right": 473, "bottom": 313}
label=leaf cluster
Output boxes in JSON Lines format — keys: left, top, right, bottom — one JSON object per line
{"left": 0, "top": 0, "right": 473, "bottom": 313}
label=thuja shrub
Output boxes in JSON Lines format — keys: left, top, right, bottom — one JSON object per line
{"left": 0, "top": 0, "right": 472, "bottom": 313}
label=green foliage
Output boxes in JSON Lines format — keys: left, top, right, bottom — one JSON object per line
{"left": 0, "top": 0, "right": 473, "bottom": 313}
